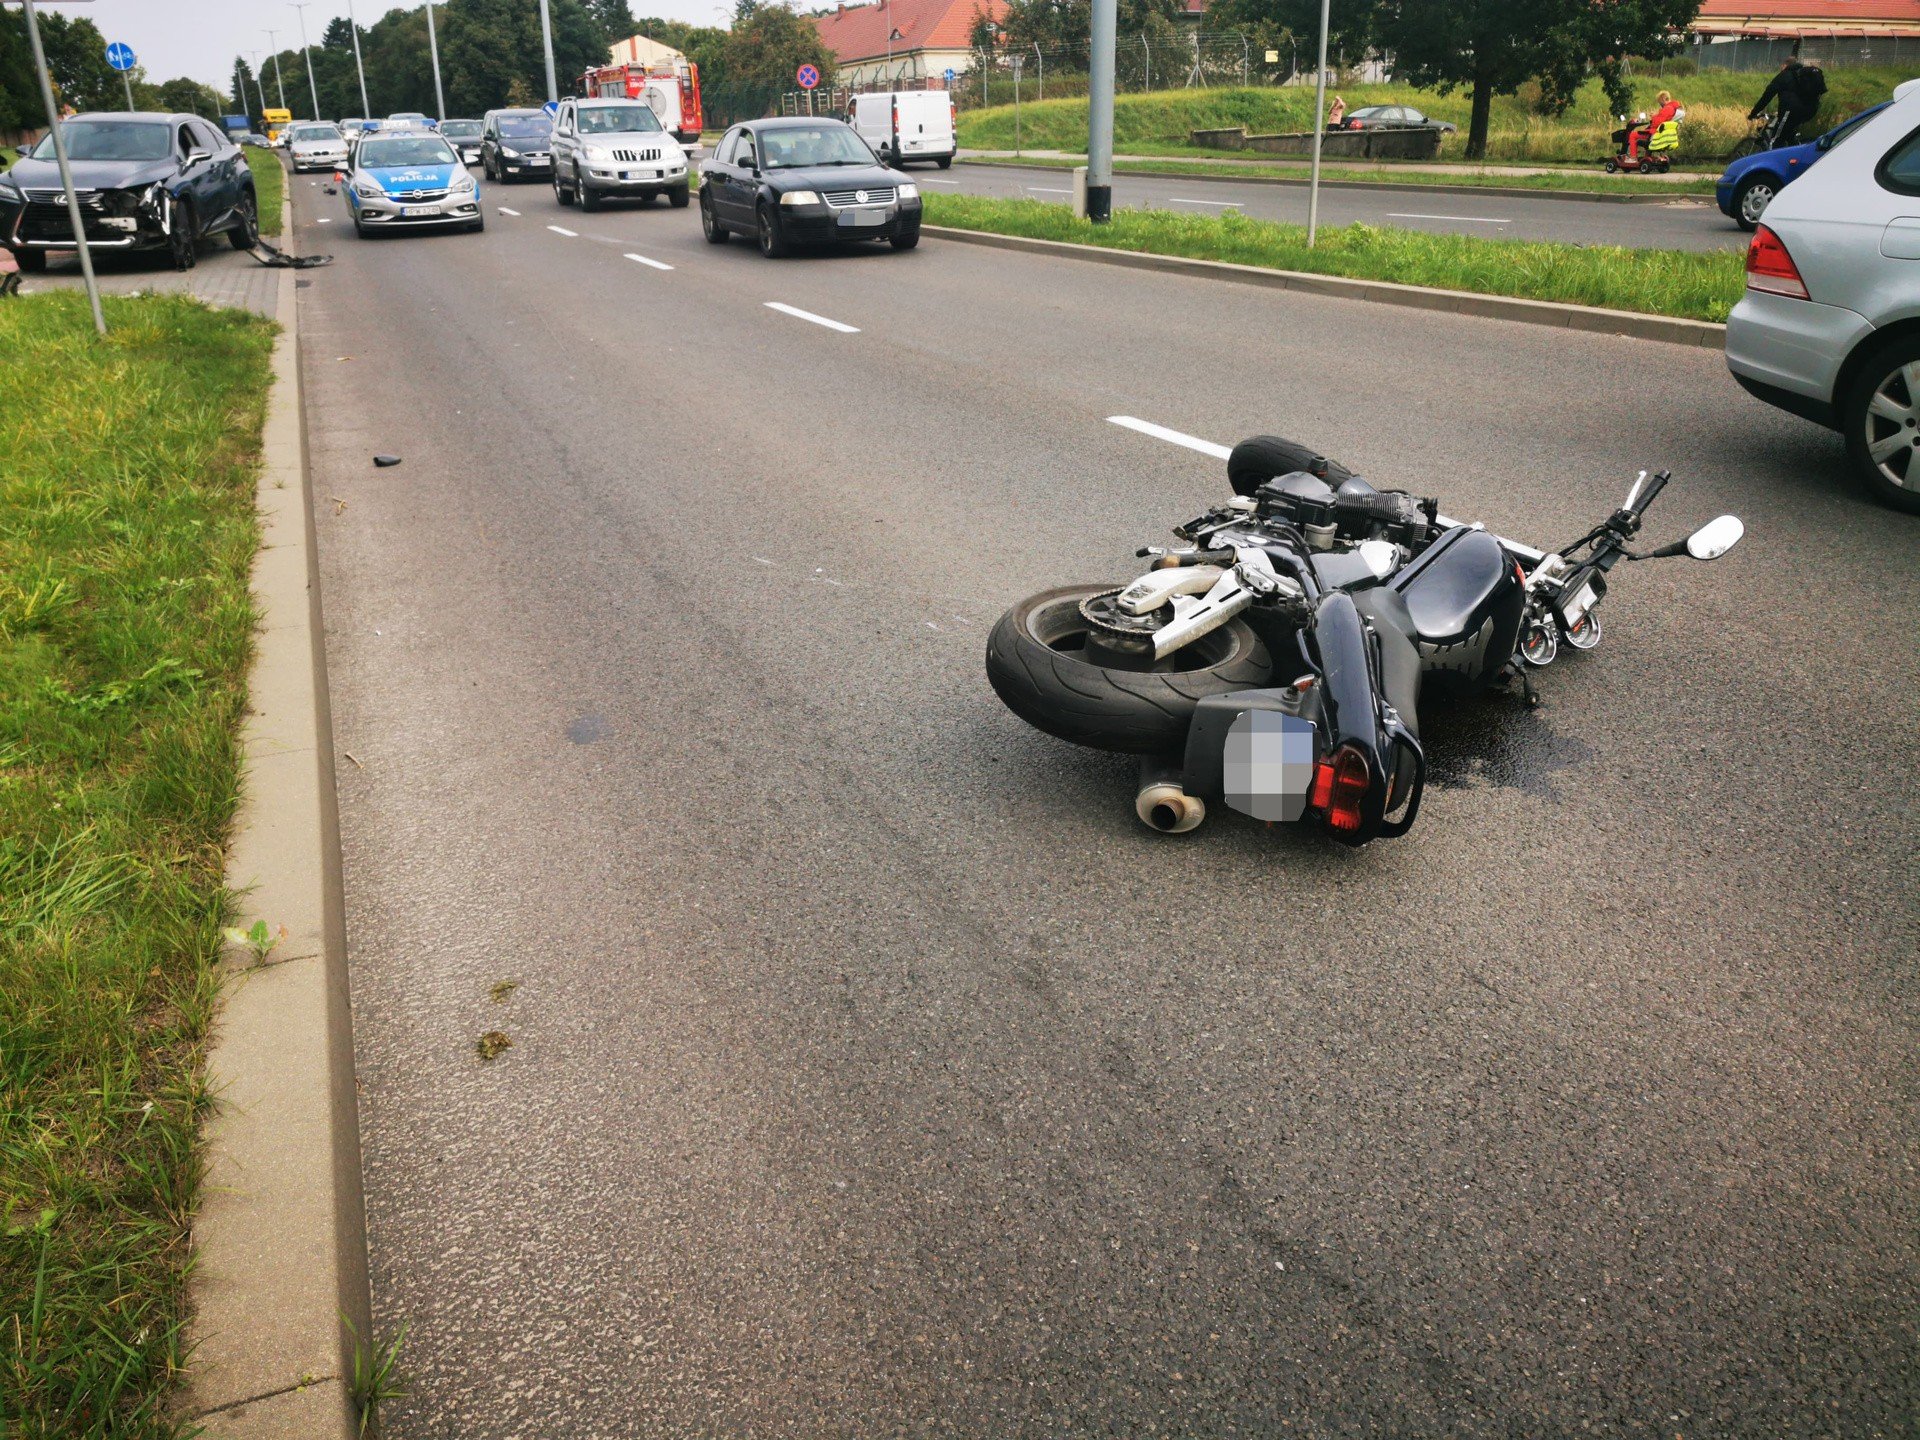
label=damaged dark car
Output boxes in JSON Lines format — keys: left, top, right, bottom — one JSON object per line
{"left": 0, "top": 112, "right": 259, "bottom": 272}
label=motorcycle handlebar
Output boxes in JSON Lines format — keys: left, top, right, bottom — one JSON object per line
{"left": 1624, "top": 469, "right": 1670, "bottom": 520}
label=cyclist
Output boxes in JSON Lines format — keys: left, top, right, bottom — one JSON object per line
{"left": 1749, "top": 56, "right": 1825, "bottom": 148}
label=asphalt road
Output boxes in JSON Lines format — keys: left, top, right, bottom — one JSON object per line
{"left": 291, "top": 170, "right": 1918, "bottom": 1438}
{"left": 938, "top": 162, "right": 1743, "bottom": 251}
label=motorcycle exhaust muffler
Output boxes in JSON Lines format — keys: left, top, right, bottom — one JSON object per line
{"left": 1136, "top": 756, "right": 1206, "bottom": 834}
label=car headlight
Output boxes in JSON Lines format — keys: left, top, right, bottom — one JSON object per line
{"left": 781, "top": 190, "right": 820, "bottom": 207}
{"left": 896, "top": 182, "right": 918, "bottom": 201}
{"left": 0, "top": 180, "right": 21, "bottom": 202}
{"left": 352, "top": 179, "right": 383, "bottom": 199}
{"left": 500, "top": 146, "right": 520, "bottom": 158}
{"left": 583, "top": 145, "right": 609, "bottom": 161}
{"left": 449, "top": 171, "right": 476, "bottom": 193}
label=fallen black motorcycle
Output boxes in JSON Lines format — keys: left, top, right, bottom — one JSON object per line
{"left": 985, "top": 437, "right": 1743, "bottom": 844}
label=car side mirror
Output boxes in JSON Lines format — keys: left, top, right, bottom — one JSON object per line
{"left": 1684, "top": 515, "right": 1743, "bottom": 560}
{"left": 187, "top": 148, "right": 212, "bottom": 164}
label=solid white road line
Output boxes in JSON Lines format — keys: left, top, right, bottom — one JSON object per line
{"left": 1024, "top": 186, "right": 1072, "bottom": 194}
{"left": 1386, "top": 212, "right": 1511, "bottom": 224}
{"left": 765, "top": 302, "right": 859, "bottom": 334}
{"left": 547, "top": 224, "right": 578, "bottom": 236}
{"left": 921, "top": 177, "right": 961, "bottom": 185}
{"left": 1168, "top": 197, "right": 1241, "bottom": 207}
{"left": 498, "top": 206, "right": 520, "bottom": 216}
{"left": 1107, "top": 416, "right": 1232, "bottom": 460}
{"left": 623, "top": 252, "right": 674, "bottom": 270}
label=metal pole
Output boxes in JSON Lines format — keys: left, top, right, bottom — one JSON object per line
{"left": 1087, "top": 0, "right": 1114, "bottom": 220}
{"left": 21, "top": 0, "right": 105, "bottom": 334}
{"left": 1035, "top": 43, "right": 1043, "bottom": 100}
{"left": 423, "top": 0, "right": 445, "bottom": 121}
{"left": 266, "top": 31, "right": 287, "bottom": 109}
{"left": 1306, "top": 0, "right": 1329, "bottom": 246}
{"left": 122, "top": 68, "right": 133, "bottom": 111}
{"left": 248, "top": 52, "right": 270, "bottom": 121}
{"left": 537, "top": 0, "right": 558, "bottom": 103}
{"left": 290, "top": 2, "right": 319, "bottom": 119}
{"left": 1013, "top": 57, "right": 1020, "bottom": 155}
{"left": 346, "top": 0, "right": 370, "bottom": 116}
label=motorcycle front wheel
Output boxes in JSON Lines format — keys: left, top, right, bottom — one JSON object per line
{"left": 985, "top": 585, "right": 1273, "bottom": 754}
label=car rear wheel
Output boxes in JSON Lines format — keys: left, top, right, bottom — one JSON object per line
{"left": 1733, "top": 175, "right": 1775, "bottom": 232}
{"left": 553, "top": 168, "right": 572, "bottom": 206}
{"left": 1844, "top": 338, "right": 1920, "bottom": 515}
{"left": 936, "top": 155, "right": 952, "bottom": 170}
{"left": 700, "top": 190, "right": 728, "bottom": 243}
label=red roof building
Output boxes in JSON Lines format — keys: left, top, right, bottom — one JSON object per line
{"left": 809, "top": 0, "right": 1010, "bottom": 86}
{"left": 1692, "top": 0, "right": 1920, "bottom": 36}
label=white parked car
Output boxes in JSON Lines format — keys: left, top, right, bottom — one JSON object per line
{"left": 1726, "top": 84, "right": 1920, "bottom": 512}
{"left": 846, "top": 91, "right": 956, "bottom": 169}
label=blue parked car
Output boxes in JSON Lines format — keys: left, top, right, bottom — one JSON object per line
{"left": 1717, "top": 103, "right": 1889, "bottom": 232}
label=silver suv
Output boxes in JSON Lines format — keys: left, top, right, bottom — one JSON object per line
{"left": 1726, "top": 83, "right": 1920, "bottom": 513}
{"left": 549, "top": 98, "right": 688, "bottom": 211}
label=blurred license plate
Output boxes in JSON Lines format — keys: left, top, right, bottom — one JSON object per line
{"left": 401, "top": 205, "right": 438, "bottom": 217}
{"left": 837, "top": 207, "right": 885, "bottom": 227}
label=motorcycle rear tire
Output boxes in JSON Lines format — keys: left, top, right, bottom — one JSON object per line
{"left": 986, "top": 585, "right": 1273, "bottom": 754}
{"left": 1227, "top": 435, "right": 1354, "bottom": 497}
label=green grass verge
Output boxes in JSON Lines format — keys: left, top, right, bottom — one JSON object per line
{"left": 0, "top": 292, "right": 275, "bottom": 1439}
{"left": 922, "top": 193, "right": 1743, "bottom": 322}
{"left": 243, "top": 147, "right": 286, "bottom": 235}
{"left": 963, "top": 153, "right": 1722, "bottom": 196}
{"left": 958, "top": 69, "right": 1914, "bottom": 167}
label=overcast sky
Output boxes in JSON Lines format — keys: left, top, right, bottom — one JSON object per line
{"left": 56, "top": 0, "right": 736, "bottom": 89}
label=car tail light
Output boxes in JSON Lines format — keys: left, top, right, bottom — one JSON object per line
{"left": 1311, "top": 746, "right": 1370, "bottom": 834}
{"left": 892, "top": 97, "right": 899, "bottom": 143}
{"left": 1745, "top": 224, "right": 1808, "bottom": 300}
{"left": 950, "top": 96, "right": 957, "bottom": 132}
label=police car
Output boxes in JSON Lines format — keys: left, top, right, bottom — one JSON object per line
{"left": 344, "top": 131, "right": 483, "bottom": 237}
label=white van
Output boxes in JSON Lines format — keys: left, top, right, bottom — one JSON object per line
{"left": 846, "top": 91, "right": 956, "bottom": 169}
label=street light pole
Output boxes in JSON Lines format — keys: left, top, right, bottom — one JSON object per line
{"left": 1087, "top": 0, "right": 1115, "bottom": 221}
{"left": 265, "top": 30, "right": 287, "bottom": 109}
{"left": 537, "top": 0, "right": 558, "bottom": 103}
{"left": 247, "top": 52, "right": 270, "bottom": 122}
{"left": 423, "top": 0, "right": 446, "bottom": 123}
{"left": 1305, "top": 0, "right": 1330, "bottom": 247}
{"left": 18, "top": 0, "right": 106, "bottom": 334}
{"left": 289, "top": 1, "right": 320, "bottom": 120}
{"left": 346, "top": 0, "right": 371, "bottom": 117}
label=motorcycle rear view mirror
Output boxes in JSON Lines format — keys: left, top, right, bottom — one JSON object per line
{"left": 1636, "top": 514, "right": 1744, "bottom": 561}
{"left": 1685, "top": 515, "right": 1744, "bottom": 560}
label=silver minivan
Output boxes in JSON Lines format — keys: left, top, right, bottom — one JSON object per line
{"left": 548, "top": 98, "right": 688, "bottom": 211}
{"left": 1726, "top": 83, "right": 1920, "bottom": 513}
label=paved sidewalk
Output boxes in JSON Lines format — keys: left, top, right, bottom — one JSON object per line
{"left": 18, "top": 240, "right": 283, "bottom": 316}
{"left": 962, "top": 147, "right": 1711, "bottom": 183}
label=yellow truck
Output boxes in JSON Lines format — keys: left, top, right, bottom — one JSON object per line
{"left": 262, "top": 108, "right": 293, "bottom": 142}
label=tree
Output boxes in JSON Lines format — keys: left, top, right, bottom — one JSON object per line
{"left": 32, "top": 10, "right": 118, "bottom": 112}
{"left": 1377, "top": 0, "right": 1701, "bottom": 159}
{"left": 0, "top": 12, "right": 40, "bottom": 133}
{"left": 719, "top": 4, "right": 831, "bottom": 93}
{"left": 586, "top": 0, "right": 641, "bottom": 43}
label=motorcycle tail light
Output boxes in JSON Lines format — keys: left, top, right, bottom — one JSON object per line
{"left": 1745, "top": 225, "right": 1808, "bottom": 300}
{"left": 1314, "top": 746, "right": 1370, "bottom": 834}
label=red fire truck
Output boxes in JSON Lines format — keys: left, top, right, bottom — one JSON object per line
{"left": 580, "top": 58, "right": 703, "bottom": 147}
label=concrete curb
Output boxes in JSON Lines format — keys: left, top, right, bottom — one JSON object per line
{"left": 957, "top": 157, "right": 1713, "bottom": 206}
{"left": 182, "top": 224, "right": 369, "bottom": 1439}
{"left": 921, "top": 225, "right": 1728, "bottom": 349}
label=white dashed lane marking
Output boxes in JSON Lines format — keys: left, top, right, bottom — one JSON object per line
{"left": 1386, "top": 212, "right": 1511, "bottom": 224}
{"left": 765, "top": 302, "right": 859, "bottom": 334}
{"left": 498, "top": 206, "right": 520, "bottom": 216}
{"left": 1106, "top": 416, "right": 1231, "bottom": 459}
{"left": 623, "top": 253, "right": 674, "bottom": 271}
{"left": 547, "top": 224, "right": 577, "bottom": 236}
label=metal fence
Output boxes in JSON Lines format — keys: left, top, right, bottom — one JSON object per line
{"left": 1646, "top": 34, "right": 1919, "bottom": 74}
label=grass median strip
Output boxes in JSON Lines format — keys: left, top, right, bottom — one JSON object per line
{"left": 0, "top": 292, "right": 275, "bottom": 1438}
{"left": 243, "top": 147, "right": 286, "bottom": 235}
{"left": 921, "top": 194, "right": 1742, "bottom": 323}
{"left": 963, "top": 154, "right": 1722, "bottom": 198}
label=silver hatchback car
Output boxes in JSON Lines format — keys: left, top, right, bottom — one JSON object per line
{"left": 1726, "top": 83, "right": 1920, "bottom": 513}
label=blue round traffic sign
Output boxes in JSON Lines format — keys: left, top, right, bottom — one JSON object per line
{"left": 944, "top": 68, "right": 956, "bottom": 84}
{"left": 542, "top": 99, "right": 559, "bottom": 116}
{"left": 797, "top": 64, "right": 819, "bottom": 90}
{"left": 105, "top": 42, "right": 137, "bottom": 73}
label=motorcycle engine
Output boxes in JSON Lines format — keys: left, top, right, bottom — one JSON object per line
{"left": 1252, "top": 472, "right": 1436, "bottom": 551}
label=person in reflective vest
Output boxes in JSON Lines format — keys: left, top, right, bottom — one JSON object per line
{"left": 1629, "top": 90, "right": 1681, "bottom": 161}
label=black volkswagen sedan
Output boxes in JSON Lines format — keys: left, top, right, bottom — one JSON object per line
{"left": 699, "top": 118, "right": 920, "bottom": 257}
{"left": 0, "top": 113, "right": 259, "bottom": 271}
